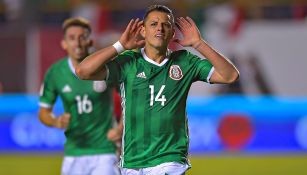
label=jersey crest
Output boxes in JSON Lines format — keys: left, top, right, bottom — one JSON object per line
{"left": 169, "top": 65, "right": 183, "bottom": 80}
{"left": 93, "top": 81, "right": 107, "bottom": 92}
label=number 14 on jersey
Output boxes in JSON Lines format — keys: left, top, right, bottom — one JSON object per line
{"left": 149, "top": 85, "right": 166, "bottom": 106}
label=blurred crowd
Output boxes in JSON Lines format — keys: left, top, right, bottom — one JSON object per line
{"left": 1, "top": 0, "right": 307, "bottom": 95}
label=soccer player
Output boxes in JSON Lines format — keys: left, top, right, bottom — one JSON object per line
{"left": 76, "top": 5, "right": 239, "bottom": 175}
{"left": 38, "top": 17, "right": 120, "bottom": 175}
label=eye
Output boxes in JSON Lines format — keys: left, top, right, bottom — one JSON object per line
{"left": 79, "top": 34, "right": 89, "bottom": 41}
{"left": 151, "top": 22, "right": 157, "bottom": 27}
{"left": 67, "top": 35, "right": 75, "bottom": 41}
{"left": 163, "top": 23, "right": 172, "bottom": 29}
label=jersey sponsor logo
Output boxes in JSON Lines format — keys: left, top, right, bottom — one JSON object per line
{"left": 62, "top": 85, "right": 72, "bottom": 93}
{"left": 169, "top": 65, "right": 183, "bottom": 80}
{"left": 136, "top": 72, "right": 147, "bottom": 79}
{"left": 93, "top": 81, "right": 107, "bottom": 92}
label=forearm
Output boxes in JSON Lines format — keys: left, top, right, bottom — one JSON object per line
{"left": 39, "top": 108, "right": 56, "bottom": 127}
{"left": 76, "top": 45, "right": 119, "bottom": 80}
{"left": 194, "top": 40, "right": 239, "bottom": 83}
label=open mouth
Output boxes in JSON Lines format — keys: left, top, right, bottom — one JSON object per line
{"left": 155, "top": 34, "right": 165, "bottom": 39}
{"left": 74, "top": 48, "right": 83, "bottom": 54}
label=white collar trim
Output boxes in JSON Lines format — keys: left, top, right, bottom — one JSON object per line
{"left": 141, "top": 48, "right": 170, "bottom": 67}
{"left": 68, "top": 58, "right": 77, "bottom": 75}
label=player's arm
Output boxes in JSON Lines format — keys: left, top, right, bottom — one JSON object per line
{"left": 39, "top": 107, "right": 70, "bottom": 129}
{"left": 175, "top": 17, "right": 239, "bottom": 84}
{"left": 76, "top": 18, "right": 145, "bottom": 80}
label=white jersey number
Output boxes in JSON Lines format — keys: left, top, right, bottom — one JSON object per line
{"left": 149, "top": 85, "right": 166, "bottom": 106}
{"left": 75, "top": 94, "right": 93, "bottom": 114}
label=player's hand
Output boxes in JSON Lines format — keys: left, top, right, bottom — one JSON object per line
{"left": 119, "top": 18, "right": 145, "bottom": 50}
{"left": 54, "top": 113, "right": 71, "bottom": 129}
{"left": 107, "top": 127, "right": 122, "bottom": 142}
{"left": 174, "top": 17, "right": 202, "bottom": 48}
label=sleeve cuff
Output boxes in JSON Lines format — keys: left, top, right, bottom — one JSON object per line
{"left": 207, "top": 67, "right": 215, "bottom": 83}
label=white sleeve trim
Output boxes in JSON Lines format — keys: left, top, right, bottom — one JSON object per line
{"left": 105, "top": 64, "right": 110, "bottom": 80}
{"left": 39, "top": 102, "right": 53, "bottom": 108}
{"left": 207, "top": 67, "right": 215, "bottom": 83}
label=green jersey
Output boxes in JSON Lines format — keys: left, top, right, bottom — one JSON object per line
{"left": 39, "top": 57, "right": 116, "bottom": 156}
{"left": 107, "top": 48, "right": 214, "bottom": 168}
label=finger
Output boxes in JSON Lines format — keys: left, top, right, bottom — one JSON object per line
{"left": 177, "top": 17, "right": 188, "bottom": 29}
{"left": 124, "top": 19, "right": 135, "bottom": 34}
{"left": 63, "top": 113, "right": 71, "bottom": 118}
{"left": 130, "top": 18, "right": 139, "bottom": 33}
{"left": 175, "top": 22, "right": 184, "bottom": 32}
{"left": 186, "top": 16, "right": 196, "bottom": 27}
{"left": 180, "top": 17, "right": 192, "bottom": 28}
{"left": 137, "top": 20, "right": 144, "bottom": 28}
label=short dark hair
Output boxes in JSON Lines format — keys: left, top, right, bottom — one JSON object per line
{"left": 143, "top": 5, "right": 174, "bottom": 24}
{"left": 62, "top": 17, "right": 91, "bottom": 34}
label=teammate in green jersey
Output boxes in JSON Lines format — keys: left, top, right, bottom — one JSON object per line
{"left": 38, "top": 17, "right": 120, "bottom": 175}
{"left": 76, "top": 5, "right": 239, "bottom": 175}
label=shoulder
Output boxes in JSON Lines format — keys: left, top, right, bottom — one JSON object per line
{"left": 115, "top": 49, "right": 142, "bottom": 64}
{"left": 45, "top": 57, "right": 68, "bottom": 76}
{"left": 170, "top": 49, "right": 200, "bottom": 63}
{"left": 118, "top": 49, "right": 141, "bottom": 59}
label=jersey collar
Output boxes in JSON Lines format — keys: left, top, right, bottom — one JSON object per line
{"left": 141, "top": 48, "right": 171, "bottom": 67}
{"left": 68, "top": 57, "right": 77, "bottom": 75}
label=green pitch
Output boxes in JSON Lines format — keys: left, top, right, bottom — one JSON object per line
{"left": 0, "top": 154, "right": 306, "bottom": 175}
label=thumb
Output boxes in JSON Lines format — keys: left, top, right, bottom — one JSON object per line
{"left": 63, "top": 113, "right": 71, "bottom": 119}
{"left": 172, "top": 39, "right": 183, "bottom": 46}
{"left": 136, "top": 40, "right": 145, "bottom": 48}
{"left": 61, "top": 113, "right": 71, "bottom": 123}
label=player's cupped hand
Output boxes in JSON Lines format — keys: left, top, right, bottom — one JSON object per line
{"left": 173, "top": 17, "right": 202, "bottom": 47}
{"left": 119, "top": 18, "right": 145, "bottom": 50}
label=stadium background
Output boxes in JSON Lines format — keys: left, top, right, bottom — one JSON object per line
{"left": 1, "top": 0, "right": 307, "bottom": 174}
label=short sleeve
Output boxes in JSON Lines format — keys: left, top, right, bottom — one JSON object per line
{"left": 185, "top": 51, "right": 214, "bottom": 83}
{"left": 39, "top": 68, "right": 57, "bottom": 108}
{"left": 195, "top": 58, "right": 214, "bottom": 83}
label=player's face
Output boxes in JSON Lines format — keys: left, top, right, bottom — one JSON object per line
{"left": 142, "top": 11, "right": 174, "bottom": 50}
{"left": 62, "top": 26, "right": 92, "bottom": 61}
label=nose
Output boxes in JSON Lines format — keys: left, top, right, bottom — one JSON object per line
{"left": 76, "top": 38, "right": 82, "bottom": 46}
{"left": 157, "top": 23, "right": 163, "bottom": 31}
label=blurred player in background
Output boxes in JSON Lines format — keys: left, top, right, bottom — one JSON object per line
{"left": 76, "top": 4, "right": 239, "bottom": 175}
{"left": 38, "top": 17, "right": 121, "bottom": 175}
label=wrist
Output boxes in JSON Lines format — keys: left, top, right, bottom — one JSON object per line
{"left": 192, "top": 40, "right": 203, "bottom": 49}
{"left": 112, "top": 41, "right": 125, "bottom": 54}
{"left": 52, "top": 117, "right": 59, "bottom": 128}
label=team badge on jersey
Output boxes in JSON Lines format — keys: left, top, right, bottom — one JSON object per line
{"left": 169, "top": 65, "right": 183, "bottom": 80}
{"left": 93, "top": 81, "right": 107, "bottom": 92}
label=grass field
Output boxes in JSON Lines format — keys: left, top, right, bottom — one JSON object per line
{"left": 0, "top": 154, "right": 306, "bottom": 175}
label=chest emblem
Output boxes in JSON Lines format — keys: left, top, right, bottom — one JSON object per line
{"left": 169, "top": 65, "right": 183, "bottom": 80}
{"left": 93, "top": 81, "right": 107, "bottom": 92}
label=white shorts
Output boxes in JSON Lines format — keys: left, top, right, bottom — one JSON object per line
{"left": 121, "top": 162, "right": 190, "bottom": 175}
{"left": 61, "top": 154, "right": 120, "bottom": 175}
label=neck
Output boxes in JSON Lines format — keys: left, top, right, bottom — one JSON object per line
{"left": 144, "top": 46, "right": 168, "bottom": 64}
{"left": 69, "top": 57, "right": 83, "bottom": 69}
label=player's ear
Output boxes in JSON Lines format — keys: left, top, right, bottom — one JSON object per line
{"left": 140, "top": 25, "right": 145, "bottom": 38}
{"left": 88, "top": 39, "right": 93, "bottom": 47}
{"left": 61, "top": 39, "right": 67, "bottom": 50}
{"left": 172, "top": 28, "right": 175, "bottom": 39}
